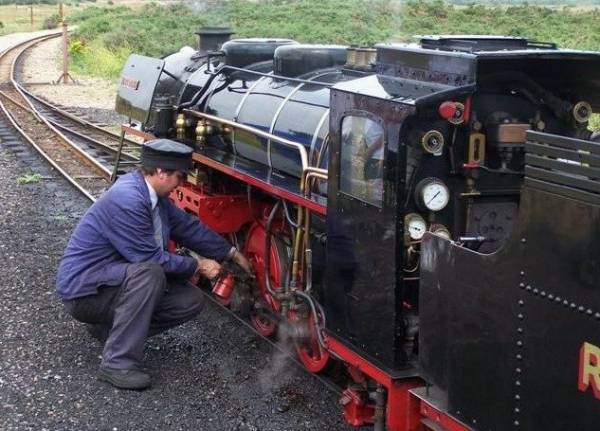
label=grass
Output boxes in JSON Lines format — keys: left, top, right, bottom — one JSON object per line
{"left": 17, "top": 173, "right": 42, "bottom": 184}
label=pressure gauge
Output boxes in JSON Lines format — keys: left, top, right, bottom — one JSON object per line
{"left": 430, "top": 224, "right": 451, "bottom": 240}
{"left": 415, "top": 178, "right": 450, "bottom": 212}
{"left": 405, "top": 213, "right": 427, "bottom": 240}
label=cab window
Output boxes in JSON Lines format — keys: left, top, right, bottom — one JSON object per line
{"left": 340, "top": 116, "right": 384, "bottom": 207}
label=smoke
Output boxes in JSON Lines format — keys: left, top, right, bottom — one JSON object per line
{"left": 183, "top": 0, "right": 222, "bottom": 14}
{"left": 257, "top": 326, "right": 297, "bottom": 394}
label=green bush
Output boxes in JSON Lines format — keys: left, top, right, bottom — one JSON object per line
{"left": 42, "top": 13, "right": 61, "bottom": 30}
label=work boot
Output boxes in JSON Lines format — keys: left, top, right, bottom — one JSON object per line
{"left": 98, "top": 366, "right": 151, "bottom": 390}
{"left": 85, "top": 324, "right": 109, "bottom": 343}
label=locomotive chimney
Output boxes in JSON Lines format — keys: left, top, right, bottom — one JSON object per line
{"left": 195, "top": 26, "right": 235, "bottom": 52}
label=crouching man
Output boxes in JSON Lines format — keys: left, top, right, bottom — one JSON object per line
{"left": 56, "top": 139, "right": 251, "bottom": 390}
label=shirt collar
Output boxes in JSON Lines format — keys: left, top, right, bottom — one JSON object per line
{"left": 144, "top": 178, "right": 159, "bottom": 209}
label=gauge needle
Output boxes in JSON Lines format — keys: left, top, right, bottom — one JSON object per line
{"left": 427, "top": 191, "right": 440, "bottom": 205}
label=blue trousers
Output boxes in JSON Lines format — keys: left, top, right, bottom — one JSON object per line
{"left": 63, "top": 262, "right": 205, "bottom": 369}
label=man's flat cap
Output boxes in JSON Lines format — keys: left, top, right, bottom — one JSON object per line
{"left": 141, "top": 139, "right": 193, "bottom": 172}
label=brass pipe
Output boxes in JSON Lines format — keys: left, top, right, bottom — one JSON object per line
{"left": 183, "top": 109, "right": 309, "bottom": 170}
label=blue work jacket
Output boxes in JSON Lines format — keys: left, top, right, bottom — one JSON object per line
{"left": 56, "top": 171, "right": 231, "bottom": 300}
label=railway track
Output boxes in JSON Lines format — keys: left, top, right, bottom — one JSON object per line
{"left": 0, "top": 34, "right": 141, "bottom": 201}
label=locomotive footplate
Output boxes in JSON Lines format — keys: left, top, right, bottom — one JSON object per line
{"left": 193, "top": 146, "right": 327, "bottom": 215}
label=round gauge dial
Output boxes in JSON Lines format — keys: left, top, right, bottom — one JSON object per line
{"left": 416, "top": 178, "right": 450, "bottom": 212}
{"left": 405, "top": 213, "right": 427, "bottom": 240}
{"left": 430, "top": 224, "right": 451, "bottom": 240}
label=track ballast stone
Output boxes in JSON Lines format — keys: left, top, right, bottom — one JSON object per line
{"left": 0, "top": 145, "right": 354, "bottom": 430}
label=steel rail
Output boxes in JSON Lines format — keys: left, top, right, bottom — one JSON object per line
{"left": 0, "top": 33, "right": 110, "bottom": 200}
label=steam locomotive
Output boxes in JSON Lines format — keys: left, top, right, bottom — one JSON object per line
{"left": 115, "top": 28, "right": 600, "bottom": 430}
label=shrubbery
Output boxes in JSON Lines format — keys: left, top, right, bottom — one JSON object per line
{"left": 66, "top": 0, "right": 600, "bottom": 80}
{"left": 42, "top": 13, "right": 61, "bottom": 29}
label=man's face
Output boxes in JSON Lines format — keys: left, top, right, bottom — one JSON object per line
{"left": 155, "top": 169, "right": 185, "bottom": 196}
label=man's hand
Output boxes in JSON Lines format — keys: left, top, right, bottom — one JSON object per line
{"left": 231, "top": 250, "right": 253, "bottom": 275}
{"left": 195, "top": 257, "right": 221, "bottom": 280}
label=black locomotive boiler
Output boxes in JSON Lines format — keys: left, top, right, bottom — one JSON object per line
{"left": 115, "top": 29, "right": 600, "bottom": 430}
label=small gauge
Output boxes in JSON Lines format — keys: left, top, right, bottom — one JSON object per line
{"left": 430, "top": 224, "right": 451, "bottom": 240}
{"left": 415, "top": 178, "right": 450, "bottom": 212}
{"left": 421, "top": 130, "right": 444, "bottom": 155}
{"left": 405, "top": 213, "right": 427, "bottom": 240}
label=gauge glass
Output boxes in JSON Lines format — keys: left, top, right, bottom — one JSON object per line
{"left": 420, "top": 180, "right": 450, "bottom": 212}
{"left": 405, "top": 213, "right": 427, "bottom": 240}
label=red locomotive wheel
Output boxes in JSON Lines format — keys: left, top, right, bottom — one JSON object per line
{"left": 243, "top": 221, "right": 289, "bottom": 338}
{"left": 289, "top": 310, "right": 331, "bottom": 373}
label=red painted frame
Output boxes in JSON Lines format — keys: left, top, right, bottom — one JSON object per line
{"left": 192, "top": 153, "right": 327, "bottom": 216}
{"left": 326, "top": 336, "right": 471, "bottom": 431}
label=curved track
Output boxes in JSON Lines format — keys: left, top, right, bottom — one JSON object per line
{"left": 0, "top": 34, "right": 141, "bottom": 201}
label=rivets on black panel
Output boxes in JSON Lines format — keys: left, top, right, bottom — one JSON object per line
{"left": 533, "top": 288, "right": 539, "bottom": 295}
{"left": 587, "top": 309, "right": 593, "bottom": 316}
{"left": 521, "top": 238, "right": 526, "bottom": 243}
{"left": 525, "top": 285, "right": 532, "bottom": 291}
{"left": 516, "top": 354, "right": 522, "bottom": 360}
{"left": 515, "top": 380, "right": 521, "bottom": 386}
{"left": 516, "top": 367, "right": 522, "bottom": 374}
{"left": 516, "top": 340, "right": 523, "bottom": 347}
{"left": 555, "top": 297, "right": 562, "bottom": 303}
{"left": 578, "top": 306, "right": 585, "bottom": 313}
{"left": 595, "top": 313, "right": 600, "bottom": 320}
{"left": 570, "top": 303, "right": 576, "bottom": 309}
{"left": 540, "top": 291, "right": 546, "bottom": 297}
{"left": 519, "top": 282, "right": 525, "bottom": 289}
{"left": 548, "top": 294, "right": 554, "bottom": 300}
{"left": 514, "top": 420, "right": 520, "bottom": 426}
{"left": 517, "top": 327, "right": 523, "bottom": 333}
{"left": 515, "top": 394, "right": 521, "bottom": 400}
{"left": 520, "top": 271, "right": 525, "bottom": 276}
{"left": 518, "top": 313, "right": 524, "bottom": 320}
{"left": 518, "top": 300, "right": 524, "bottom": 307}
{"left": 563, "top": 300, "right": 569, "bottom": 306}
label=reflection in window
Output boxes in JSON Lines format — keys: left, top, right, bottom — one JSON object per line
{"left": 340, "top": 116, "right": 384, "bottom": 207}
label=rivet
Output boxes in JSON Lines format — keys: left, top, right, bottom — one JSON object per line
{"left": 516, "top": 367, "right": 522, "bottom": 373}
{"left": 519, "top": 283, "right": 525, "bottom": 289}
{"left": 514, "top": 407, "right": 520, "bottom": 413}
{"left": 515, "top": 394, "right": 521, "bottom": 400}
{"left": 595, "top": 313, "right": 600, "bottom": 320}
{"left": 587, "top": 309, "right": 593, "bottom": 316}
{"left": 563, "top": 300, "right": 569, "bottom": 306}
{"left": 516, "top": 354, "right": 522, "bottom": 360}
{"left": 514, "top": 420, "right": 520, "bottom": 426}
{"left": 518, "top": 313, "right": 524, "bottom": 320}
{"left": 540, "top": 291, "right": 546, "bottom": 297}
{"left": 520, "top": 271, "right": 525, "bottom": 276}
{"left": 533, "top": 288, "right": 539, "bottom": 295}
{"left": 473, "top": 419, "right": 477, "bottom": 424}
{"left": 517, "top": 340, "right": 523, "bottom": 347}
{"left": 515, "top": 380, "right": 521, "bottom": 386}
{"left": 525, "top": 285, "right": 532, "bottom": 291}
{"left": 570, "top": 303, "right": 577, "bottom": 309}
{"left": 521, "top": 238, "right": 526, "bottom": 243}
{"left": 548, "top": 294, "right": 554, "bottom": 300}
{"left": 578, "top": 306, "right": 585, "bottom": 313}
{"left": 518, "top": 300, "right": 524, "bottom": 306}
{"left": 555, "top": 297, "right": 562, "bottom": 303}
{"left": 517, "top": 327, "right": 523, "bottom": 333}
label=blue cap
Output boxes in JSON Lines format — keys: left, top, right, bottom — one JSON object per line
{"left": 141, "top": 139, "right": 193, "bottom": 172}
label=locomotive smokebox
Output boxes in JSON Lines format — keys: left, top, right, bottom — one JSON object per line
{"left": 195, "top": 26, "right": 234, "bottom": 52}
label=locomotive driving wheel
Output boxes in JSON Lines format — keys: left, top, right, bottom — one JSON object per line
{"left": 288, "top": 309, "right": 331, "bottom": 373}
{"left": 243, "top": 221, "right": 289, "bottom": 337}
